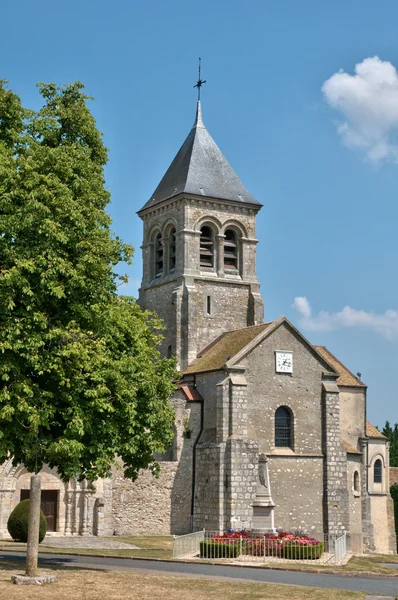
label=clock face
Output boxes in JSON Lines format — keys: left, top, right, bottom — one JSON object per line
{"left": 275, "top": 351, "right": 293, "bottom": 373}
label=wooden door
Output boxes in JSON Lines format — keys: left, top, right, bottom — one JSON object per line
{"left": 20, "top": 489, "right": 58, "bottom": 532}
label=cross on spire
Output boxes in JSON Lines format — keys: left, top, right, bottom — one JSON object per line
{"left": 194, "top": 57, "right": 206, "bottom": 101}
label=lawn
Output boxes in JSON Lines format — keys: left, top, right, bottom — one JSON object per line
{"left": 1, "top": 536, "right": 397, "bottom": 576}
{"left": 0, "top": 564, "right": 366, "bottom": 600}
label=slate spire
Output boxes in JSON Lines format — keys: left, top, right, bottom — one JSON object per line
{"left": 139, "top": 101, "right": 259, "bottom": 212}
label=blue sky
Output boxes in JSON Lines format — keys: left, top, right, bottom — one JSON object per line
{"left": 2, "top": 0, "right": 398, "bottom": 426}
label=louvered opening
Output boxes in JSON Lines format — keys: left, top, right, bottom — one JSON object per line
{"left": 155, "top": 233, "right": 163, "bottom": 277}
{"left": 169, "top": 228, "right": 176, "bottom": 271}
{"left": 224, "top": 229, "right": 238, "bottom": 270}
{"left": 200, "top": 226, "right": 214, "bottom": 268}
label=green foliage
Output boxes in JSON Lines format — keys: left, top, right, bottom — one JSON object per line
{"left": 391, "top": 484, "right": 398, "bottom": 546}
{"left": 199, "top": 540, "right": 240, "bottom": 559}
{"left": 7, "top": 499, "right": 47, "bottom": 543}
{"left": 0, "top": 81, "right": 177, "bottom": 481}
{"left": 381, "top": 421, "right": 398, "bottom": 467}
{"left": 281, "top": 542, "right": 324, "bottom": 560}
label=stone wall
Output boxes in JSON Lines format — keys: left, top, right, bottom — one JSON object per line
{"left": 347, "top": 456, "right": 363, "bottom": 535}
{"left": 193, "top": 442, "right": 223, "bottom": 532}
{"left": 242, "top": 323, "right": 326, "bottom": 454}
{"left": 322, "top": 385, "right": 350, "bottom": 536}
{"left": 0, "top": 462, "right": 103, "bottom": 537}
{"left": 138, "top": 195, "right": 263, "bottom": 369}
{"left": 111, "top": 394, "right": 201, "bottom": 535}
{"left": 339, "top": 388, "right": 366, "bottom": 450}
{"left": 268, "top": 456, "right": 324, "bottom": 538}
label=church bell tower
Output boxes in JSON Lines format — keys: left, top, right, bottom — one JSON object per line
{"left": 137, "top": 100, "right": 263, "bottom": 369}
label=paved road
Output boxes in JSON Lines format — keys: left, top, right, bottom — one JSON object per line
{"left": 1, "top": 551, "right": 398, "bottom": 596}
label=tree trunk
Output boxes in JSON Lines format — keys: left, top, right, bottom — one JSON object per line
{"left": 25, "top": 474, "right": 41, "bottom": 577}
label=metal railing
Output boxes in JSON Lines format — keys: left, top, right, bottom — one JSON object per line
{"left": 173, "top": 529, "right": 205, "bottom": 558}
{"left": 173, "top": 530, "right": 348, "bottom": 564}
{"left": 334, "top": 532, "right": 347, "bottom": 563}
{"left": 196, "top": 531, "right": 348, "bottom": 564}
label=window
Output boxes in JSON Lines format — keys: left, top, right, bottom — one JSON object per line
{"left": 167, "top": 344, "right": 172, "bottom": 358}
{"left": 155, "top": 233, "right": 163, "bottom": 277}
{"left": 200, "top": 226, "right": 214, "bottom": 268}
{"left": 275, "top": 406, "right": 292, "bottom": 448}
{"left": 374, "top": 459, "right": 382, "bottom": 484}
{"left": 206, "top": 295, "right": 211, "bottom": 316}
{"left": 224, "top": 229, "right": 238, "bottom": 270}
{"left": 169, "top": 228, "right": 176, "bottom": 271}
{"left": 354, "top": 471, "right": 360, "bottom": 492}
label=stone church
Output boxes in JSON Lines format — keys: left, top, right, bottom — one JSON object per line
{"left": 0, "top": 100, "right": 395, "bottom": 553}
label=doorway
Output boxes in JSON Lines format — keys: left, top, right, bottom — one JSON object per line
{"left": 20, "top": 489, "right": 58, "bottom": 532}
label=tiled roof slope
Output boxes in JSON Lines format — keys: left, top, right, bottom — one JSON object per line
{"left": 366, "top": 421, "right": 387, "bottom": 439}
{"left": 390, "top": 467, "right": 398, "bottom": 485}
{"left": 341, "top": 439, "right": 362, "bottom": 454}
{"left": 314, "top": 346, "right": 366, "bottom": 388}
{"left": 183, "top": 322, "right": 273, "bottom": 375}
{"left": 140, "top": 102, "right": 260, "bottom": 212}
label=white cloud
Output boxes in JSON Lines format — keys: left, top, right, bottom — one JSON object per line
{"left": 292, "top": 296, "right": 398, "bottom": 339}
{"left": 322, "top": 56, "right": 398, "bottom": 163}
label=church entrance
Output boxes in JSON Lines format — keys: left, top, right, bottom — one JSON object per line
{"left": 20, "top": 489, "right": 58, "bottom": 532}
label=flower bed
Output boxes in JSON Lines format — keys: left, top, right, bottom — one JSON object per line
{"left": 201, "top": 530, "right": 324, "bottom": 560}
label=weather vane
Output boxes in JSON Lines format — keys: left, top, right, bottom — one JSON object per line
{"left": 194, "top": 57, "right": 206, "bottom": 101}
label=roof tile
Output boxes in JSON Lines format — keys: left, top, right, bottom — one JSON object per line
{"left": 314, "top": 346, "right": 366, "bottom": 388}
{"left": 139, "top": 102, "right": 260, "bottom": 211}
{"left": 183, "top": 322, "right": 272, "bottom": 374}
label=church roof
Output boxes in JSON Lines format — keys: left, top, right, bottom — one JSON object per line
{"left": 366, "top": 421, "right": 387, "bottom": 439}
{"left": 314, "top": 346, "right": 366, "bottom": 388}
{"left": 183, "top": 322, "right": 273, "bottom": 374}
{"left": 139, "top": 101, "right": 260, "bottom": 212}
{"left": 341, "top": 439, "right": 362, "bottom": 454}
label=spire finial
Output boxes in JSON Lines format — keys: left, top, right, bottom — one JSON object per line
{"left": 193, "top": 57, "right": 206, "bottom": 101}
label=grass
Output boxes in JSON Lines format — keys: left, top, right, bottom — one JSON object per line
{"left": 1, "top": 536, "right": 397, "bottom": 576}
{"left": 105, "top": 535, "right": 174, "bottom": 550}
{"left": 0, "top": 564, "right": 367, "bottom": 600}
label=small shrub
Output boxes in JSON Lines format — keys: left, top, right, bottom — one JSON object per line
{"left": 7, "top": 499, "right": 47, "bottom": 543}
{"left": 199, "top": 540, "right": 240, "bottom": 558}
{"left": 281, "top": 542, "right": 324, "bottom": 560}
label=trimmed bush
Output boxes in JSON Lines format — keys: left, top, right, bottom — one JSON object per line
{"left": 281, "top": 542, "right": 324, "bottom": 560}
{"left": 7, "top": 499, "right": 47, "bottom": 543}
{"left": 199, "top": 540, "right": 240, "bottom": 559}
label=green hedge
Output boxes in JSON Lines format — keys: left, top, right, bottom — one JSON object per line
{"left": 7, "top": 499, "right": 47, "bottom": 543}
{"left": 199, "top": 540, "right": 240, "bottom": 559}
{"left": 281, "top": 542, "right": 324, "bottom": 560}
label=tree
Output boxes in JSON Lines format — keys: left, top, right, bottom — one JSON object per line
{"left": 0, "top": 81, "right": 177, "bottom": 574}
{"left": 381, "top": 421, "right": 398, "bottom": 467}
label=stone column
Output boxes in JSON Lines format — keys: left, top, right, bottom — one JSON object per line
{"left": 322, "top": 382, "right": 350, "bottom": 537}
{"left": 223, "top": 372, "right": 258, "bottom": 531}
{"left": 252, "top": 453, "right": 276, "bottom": 533}
{"left": 359, "top": 437, "right": 374, "bottom": 551}
{"left": 216, "top": 234, "right": 225, "bottom": 278}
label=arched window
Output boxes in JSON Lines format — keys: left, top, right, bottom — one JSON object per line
{"left": 354, "top": 471, "right": 360, "bottom": 492}
{"left": 275, "top": 406, "right": 292, "bottom": 448}
{"left": 374, "top": 459, "right": 382, "bottom": 484}
{"left": 224, "top": 229, "right": 238, "bottom": 270}
{"left": 200, "top": 226, "right": 214, "bottom": 268}
{"left": 168, "top": 228, "right": 176, "bottom": 271}
{"left": 155, "top": 233, "right": 163, "bottom": 277}
{"left": 167, "top": 344, "right": 172, "bottom": 358}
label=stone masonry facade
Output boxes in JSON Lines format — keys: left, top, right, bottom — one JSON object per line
{"left": 0, "top": 100, "right": 394, "bottom": 555}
